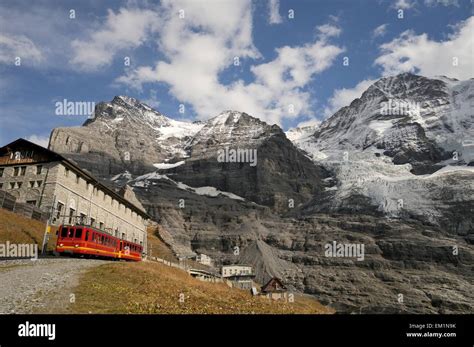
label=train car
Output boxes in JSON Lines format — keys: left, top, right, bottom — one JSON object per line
{"left": 56, "top": 224, "right": 142, "bottom": 261}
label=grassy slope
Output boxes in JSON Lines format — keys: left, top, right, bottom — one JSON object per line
{"left": 61, "top": 228, "right": 332, "bottom": 314}
{"left": 63, "top": 261, "right": 333, "bottom": 314}
{"left": 1, "top": 208, "right": 333, "bottom": 314}
{"left": 0, "top": 208, "right": 58, "bottom": 251}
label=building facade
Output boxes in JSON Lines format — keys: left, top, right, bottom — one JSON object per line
{"left": 260, "top": 277, "right": 288, "bottom": 300}
{"left": 0, "top": 139, "right": 149, "bottom": 248}
{"left": 222, "top": 265, "right": 255, "bottom": 290}
{"left": 195, "top": 253, "right": 212, "bottom": 266}
{"left": 221, "top": 265, "right": 253, "bottom": 277}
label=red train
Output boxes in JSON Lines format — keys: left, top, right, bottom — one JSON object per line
{"left": 56, "top": 224, "right": 143, "bottom": 261}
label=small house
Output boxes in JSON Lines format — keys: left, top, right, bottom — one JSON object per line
{"left": 260, "top": 277, "right": 288, "bottom": 301}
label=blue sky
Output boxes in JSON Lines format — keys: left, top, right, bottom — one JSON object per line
{"left": 0, "top": 0, "right": 472, "bottom": 147}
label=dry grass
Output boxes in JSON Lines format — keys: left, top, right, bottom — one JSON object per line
{"left": 146, "top": 225, "right": 178, "bottom": 262}
{"left": 0, "top": 208, "right": 333, "bottom": 314}
{"left": 0, "top": 208, "right": 58, "bottom": 251}
{"left": 65, "top": 261, "right": 334, "bottom": 314}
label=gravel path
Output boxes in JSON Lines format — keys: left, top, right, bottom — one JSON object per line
{"left": 0, "top": 258, "right": 106, "bottom": 314}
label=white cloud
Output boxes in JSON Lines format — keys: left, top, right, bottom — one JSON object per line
{"left": 0, "top": 33, "right": 43, "bottom": 65}
{"left": 375, "top": 16, "right": 474, "bottom": 80}
{"left": 392, "top": 0, "right": 417, "bottom": 9}
{"left": 70, "top": 8, "right": 159, "bottom": 71}
{"left": 324, "top": 79, "right": 376, "bottom": 117}
{"left": 424, "top": 0, "right": 459, "bottom": 6}
{"left": 116, "top": 1, "right": 344, "bottom": 125}
{"left": 26, "top": 135, "right": 50, "bottom": 148}
{"left": 372, "top": 24, "right": 388, "bottom": 38}
{"left": 316, "top": 23, "right": 342, "bottom": 40}
{"left": 0, "top": 4, "right": 83, "bottom": 69}
{"left": 268, "top": 0, "right": 282, "bottom": 24}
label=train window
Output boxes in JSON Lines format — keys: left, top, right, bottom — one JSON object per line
{"left": 75, "top": 228, "right": 83, "bottom": 239}
{"left": 67, "top": 228, "right": 74, "bottom": 238}
{"left": 85, "top": 231, "right": 89, "bottom": 241}
{"left": 60, "top": 227, "right": 68, "bottom": 238}
{"left": 101, "top": 235, "right": 105, "bottom": 244}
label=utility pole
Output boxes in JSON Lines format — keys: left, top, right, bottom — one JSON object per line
{"left": 41, "top": 196, "right": 56, "bottom": 256}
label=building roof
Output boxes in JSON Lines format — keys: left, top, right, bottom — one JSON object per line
{"left": 0, "top": 138, "right": 150, "bottom": 219}
{"left": 261, "top": 277, "right": 287, "bottom": 293}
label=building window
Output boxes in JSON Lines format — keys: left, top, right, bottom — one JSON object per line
{"left": 36, "top": 165, "right": 43, "bottom": 175}
{"left": 36, "top": 180, "right": 42, "bottom": 187}
{"left": 79, "top": 213, "right": 87, "bottom": 224}
{"left": 99, "top": 222, "right": 104, "bottom": 230}
{"left": 29, "top": 181, "right": 35, "bottom": 188}
{"left": 56, "top": 202, "right": 64, "bottom": 221}
{"left": 65, "top": 168, "right": 69, "bottom": 177}
{"left": 13, "top": 167, "right": 19, "bottom": 176}
{"left": 20, "top": 166, "right": 26, "bottom": 176}
{"left": 17, "top": 182, "right": 22, "bottom": 189}
{"left": 9, "top": 182, "right": 14, "bottom": 189}
{"left": 0, "top": 183, "right": 3, "bottom": 189}
{"left": 68, "top": 208, "right": 75, "bottom": 224}
{"left": 75, "top": 175, "right": 80, "bottom": 184}
{"left": 26, "top": 200, "right": 37, "bottom": 206}
{"left": 90, "top": 217, "right": 95, "bottom": 227}
{"left": 0, "top": 168, "right": 3, "bottom": 177}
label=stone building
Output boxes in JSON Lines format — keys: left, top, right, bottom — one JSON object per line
{"left": 0, "top": 139, "right": 149, "bottom": 248}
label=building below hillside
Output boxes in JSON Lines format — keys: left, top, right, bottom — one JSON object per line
{"left": 0, "top": 139, "right": 149, "bottom": 249}
{"left": 195, "top": 253, "right": 213, "bottom": 266}
{"left": 222, "top": 265, "right": 255, "bottom": 290}
{"left": 261, "top": 277, "right": 288, "bottom": 300}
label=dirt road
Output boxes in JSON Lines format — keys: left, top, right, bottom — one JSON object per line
{"left": 0, "top": 258, "right": 105, "bottom": 314}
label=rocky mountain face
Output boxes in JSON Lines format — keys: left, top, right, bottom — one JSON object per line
{"left": 163, "top": 111, "right": 330, "bottom": 210}
{"left": 307, "top": 73, "right": 473, "bottom": 172}
{"left": 49, "top": 96, "right": 203, "bottom": 178}
{"left": 48, "top": 73, "right": 474, "bottom": 313}
{"left": 289, "top": 73, "right": 474, "bottom": 236}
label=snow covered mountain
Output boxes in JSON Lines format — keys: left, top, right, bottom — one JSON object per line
{"left": 285, "top": 123, "right": 320, "bottom": 143}
{"left": 50, "top": 96, "right": 203, "bottom": 177}
{"left": 297, "top": 73, "right": 473, "bottom": 173}
{"left": 289, "top": 73, "right": 474, "bottom": 234}
{"left": 46, "top": 75, "right": 474, "bottom": 313}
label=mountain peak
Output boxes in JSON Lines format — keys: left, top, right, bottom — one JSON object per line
{"left": 111, "top": 95, "right": 155, "bottom": 111}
